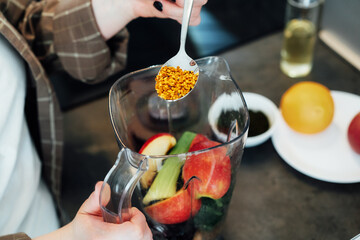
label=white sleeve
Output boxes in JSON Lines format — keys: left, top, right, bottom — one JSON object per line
{"left": 0, "top": 34, "right": 27, "bottom": 202}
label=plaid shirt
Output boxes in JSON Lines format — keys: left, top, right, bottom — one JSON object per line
{"left": 0, "top": 0, "right": 128, "bottom": 238}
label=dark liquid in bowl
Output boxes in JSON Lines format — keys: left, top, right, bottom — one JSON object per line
{"left": 248, "top": 110, "right": 270, "bottom": 137}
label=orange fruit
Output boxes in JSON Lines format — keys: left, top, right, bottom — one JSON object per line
{"left": 280, "top": 81, "right": 334, "bottom": 134}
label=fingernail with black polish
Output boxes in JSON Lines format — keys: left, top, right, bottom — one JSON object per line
{"left": 154, "top": 1, "right": 163, "bottom": 11}
{"left": 171, "top": 0, "right": 176, "bottom": 2}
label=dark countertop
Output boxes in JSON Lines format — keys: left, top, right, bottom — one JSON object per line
{"left": 62, "top": 32, "right": 360, "bottom": 240}
{"left": 221, "top": 32, "right": 360, "bottom": 240}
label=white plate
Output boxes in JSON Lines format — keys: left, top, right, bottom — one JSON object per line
{"left": 272, "top": 90, "right": 360, "bottom": 183}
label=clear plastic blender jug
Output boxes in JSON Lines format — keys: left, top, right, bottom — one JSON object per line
{"left": 100, "top": 56, "right": 249, "bottom": 239}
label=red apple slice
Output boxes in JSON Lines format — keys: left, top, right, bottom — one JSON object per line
{"left": 183, "top": 140, "right": 231, "bottom": 199}
{"left": 348, "top": 112, "right": 360, "bottom": 154}
{"left": 139, "top": 133, "right": 176, "bottom": 188}
{"left": 144, "top": 188, "right": 201, "bottom": 224}
{"left": 189, "top": 134, "right": 209, "bottom": 149}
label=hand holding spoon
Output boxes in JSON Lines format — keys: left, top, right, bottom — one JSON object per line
{"left": 155, "top": 0, "right": 199, "bottom": 101}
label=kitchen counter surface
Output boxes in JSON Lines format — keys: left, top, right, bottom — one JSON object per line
{"left": 62, "top": 32, "right": 360, "bottom": 240}
{"left": 221, "top": 32, "right": 360, "bottom": 240}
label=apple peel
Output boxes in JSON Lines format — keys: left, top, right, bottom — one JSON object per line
{"left": 144, "top": 188, "right": 201, "bottom": 224}
{"left": 183, "top": 140, "right": 231, "bottom": 200}
{"left": 348, "top": 112, "right": 360, "bottom": 154}
{"left": 142, "top": 131, "right": 197, "bottom": 205}
{"left": 139, "top": 133, "right": 176, "bottom": 189}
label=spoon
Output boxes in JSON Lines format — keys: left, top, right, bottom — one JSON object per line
{"left": 157, "top": 0, "right": 199, "bottom": 101}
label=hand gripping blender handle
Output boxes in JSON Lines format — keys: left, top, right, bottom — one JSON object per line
{"left": 99, "top": 148, "right": 148, "bottom": 223}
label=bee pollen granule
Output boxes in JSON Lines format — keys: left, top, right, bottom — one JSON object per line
{"left": 155, "top": 66, "right": 198, "bottom": 100}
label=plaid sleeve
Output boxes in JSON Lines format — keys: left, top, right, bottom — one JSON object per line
{"left": 52, "top": 0, "right": 129, "bottom": 83}
{"left": 8, "top": 0, "right": 128, "bottom": 83}
{"left": 0, "top": 233, "right": 31, "bottom": 240}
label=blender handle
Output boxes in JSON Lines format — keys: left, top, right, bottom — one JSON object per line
{"left": 100, "top": 148, "right": 148, "bottom": 224}
{"left": 118, "top": 158, "right": 147, "bottom": 222}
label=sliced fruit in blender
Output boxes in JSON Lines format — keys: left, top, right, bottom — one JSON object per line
{"left": 188, "top": 134, "right": 209, "bottom": 149}
{"left": 183, "top": 140, "right": 231, "bottom": 200}
{"left": 142, "top": 131, "right": 197, "bottom": 205}
{"left": 144, "top": 188, "right": 201, "bottom": 224}
{"left": 139, "top": 133, "right": 177, "bottom": 189}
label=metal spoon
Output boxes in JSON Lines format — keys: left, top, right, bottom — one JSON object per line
{"left": 158, "top": 0, "right": 199, "bottom": 101}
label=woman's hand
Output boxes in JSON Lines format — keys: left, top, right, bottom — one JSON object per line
{"left": 92, "top": 0, "right": 208, "bottom": 39}
{"left": 131, "top": 0, "right": 208, "bottom": 26}
{"left": 34, "top": 182, "right": 152, "bottom": 240}
{"left": 71, "top": 181, "right": 152, "bottom": 240}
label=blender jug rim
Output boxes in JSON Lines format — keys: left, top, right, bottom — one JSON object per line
{"left": 108, "top": 56, "right": 250, "bottom": 160}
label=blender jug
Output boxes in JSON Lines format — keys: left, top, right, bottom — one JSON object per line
{"left": 100, "top": 56, "right": 249, "bottom": 239}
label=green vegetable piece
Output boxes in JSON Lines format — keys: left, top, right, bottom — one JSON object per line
{"left": 194, "top": 171, "right": 236, "bottom": 231}
{"left": 142, "top": 131, "right": 197, "bottom": 205}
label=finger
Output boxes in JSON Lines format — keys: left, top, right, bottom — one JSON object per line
{"left": 79, "top": 181, "right": 104, "bottom": 215}
{"left": 129, "top": 208, "right": 153, "bottom": 240}
{"left": 173, "top": 13, "right": 201, "bottom": 25}
{"left": 129, "top": 207, "right": 147, "bottom": 226}
{"left": 161, "top": 2, "right": 203, "bottom": 26}
{"left": 143, "top": 225, "right": 153, "bottom": 240}
{"left": 189, "top": 7, "right": 201, "bottom": 25}
{"left": 172, "top": 0, "right": 208, "bottom": 8}
{"left": 98, "top": 181, "right": 111, "bottom": 208}
{"left": 115, "top": 208, "right": 152, "bottom": 239}
{"left": 163, "top": 1, "right": 204, "bottom": 24}
{"left": 157, "top": 0, "right": 184, "bottom": 21}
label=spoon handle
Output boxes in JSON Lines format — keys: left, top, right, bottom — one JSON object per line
{"left": 179, "top": 0, "right": 194, "bottom": 52}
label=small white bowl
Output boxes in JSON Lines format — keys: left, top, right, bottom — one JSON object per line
{"left": 208, "top": 92, "right": 246, "bottom": 142}
{"left": 243, "top": 92, "right": 280, "bottom": 148}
